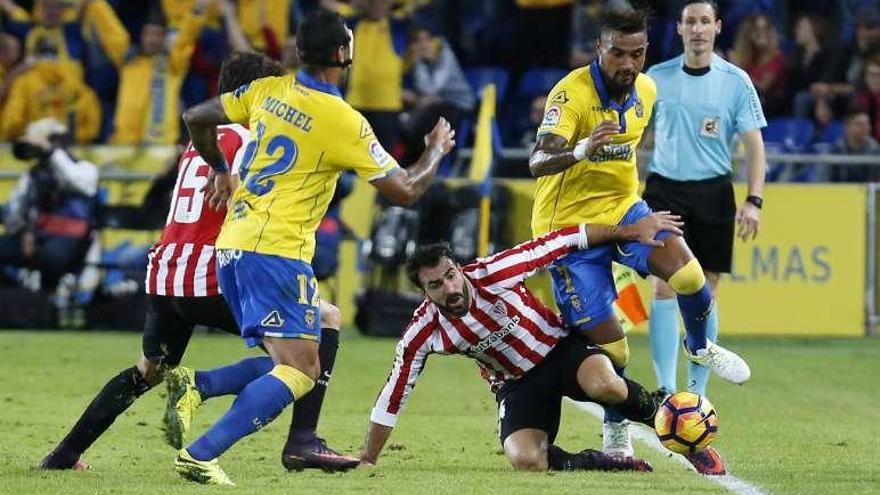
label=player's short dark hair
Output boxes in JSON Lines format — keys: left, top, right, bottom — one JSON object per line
{"left": 406, "top": 243, "right": 454, "bottom": 289}
{"left": 217, "top": 51, "right": 284, "bottom": 94}
{"left": 844, "top": 103, "right": 869, "bottom": 122}
{"left": 600, "top": 8, "right": 649, "bottom": 37}
{"left": 297, "top": 9, "right": 351, "bottom": 67}
{"left": 681, "top": 0, "right": 720, "bottom": 21}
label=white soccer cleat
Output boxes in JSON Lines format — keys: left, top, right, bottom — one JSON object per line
{"left": 686, "top": 341, "right": 751, "bottom": 385}
{"left": 602, "top": 421, "right": 634, "bottom": 458}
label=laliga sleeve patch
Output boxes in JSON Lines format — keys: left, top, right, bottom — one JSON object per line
{"left": 369, "top": 139, "right": 392, "bottom": 166}
{"left": 542, "top": 105, "right": 562, "bottom": 127}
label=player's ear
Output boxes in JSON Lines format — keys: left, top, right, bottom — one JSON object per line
{"left": 716, "top": 19, "right": 722, "bottom": 35}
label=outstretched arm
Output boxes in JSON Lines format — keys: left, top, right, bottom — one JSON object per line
{"left": 182, "top": 97, "right": 234, "bottom": 208}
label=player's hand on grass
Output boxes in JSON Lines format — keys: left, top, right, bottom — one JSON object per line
{"left": 736, "top": 202, "right": 760, "bottom": 242}
{"left": 633, "top": 211, "right": 683, "bottom": 247}
{"left": 573, "top": 119, "right": 620, "bottom": 161}
{"left": 424, "top": 117, "right": 456, "bottom": 155}
{"left": 205, "top": 170, "right": 234, "bottom": 210}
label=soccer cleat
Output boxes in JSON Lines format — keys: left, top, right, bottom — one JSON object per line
{"left": 281, "top": 436, "right": 360, "bottom": 472}
{"left": 164, "top": 366, "right": 203, "bottom": 449}
{"left": 39, "top": 451, "right": 90, "bottom": 471}
{"left": 580, "top": 449, "right": 653, "bottom": 472}
{"left": 174, "top": 450, "right": 235, "bottom": 485}
{"left": 685, "top": 446, "right": 727, "bottom": 476}
{"left": 685, "top": 340, "right": 751, "bottom": 385}
{"left": 602, "top": 421, "right": 634, "bottom": 458}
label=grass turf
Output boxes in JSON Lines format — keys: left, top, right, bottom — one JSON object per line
{"left": 0, "top": 331, "right": 877, "bottom": 494}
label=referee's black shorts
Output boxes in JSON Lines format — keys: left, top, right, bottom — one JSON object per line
{"left": 642, "top": 173, "right": 736, "bottom": 274}
{"left": 142, "top": 295, "right": 239, "bottom": 367}
{"left": 494, "top": 334, "right": 606, "bottom": 444}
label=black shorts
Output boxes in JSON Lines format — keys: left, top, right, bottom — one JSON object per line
{"left": 494, "top": 334, "right": 606, "bottom": 444}
{"left": 642, "top": 173, "right": 736, "bottom": 273}
{"left": 142, "top": 295, "right": 239, "bottom": 367}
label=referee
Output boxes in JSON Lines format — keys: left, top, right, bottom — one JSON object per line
{"left": 643, "top": 0, "right": 766, "bottom": 451}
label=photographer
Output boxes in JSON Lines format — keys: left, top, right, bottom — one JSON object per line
{"left": 0, "top": 118, "right": 98, "bottom": 293}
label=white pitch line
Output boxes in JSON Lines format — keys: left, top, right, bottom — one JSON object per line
{"left": 566, "top": 399, "right": 769, "bottom": 495}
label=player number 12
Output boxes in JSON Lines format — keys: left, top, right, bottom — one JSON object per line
{"left": 296, "top": 273, "right": 320, "bottom": 307}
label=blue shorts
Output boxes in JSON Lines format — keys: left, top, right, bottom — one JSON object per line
{"left": 549, "top": 200, "right": 670, "bottom": 331}
{"left": 217, "top": 250, "right": 321, "bottom": 347}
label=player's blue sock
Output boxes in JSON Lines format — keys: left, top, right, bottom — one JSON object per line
{"left": 678, "top": 283, "right": 712, "bottom": 353}
{"left": 194, "top": 356, "right": 274, "bottom": 399}
{"left": 187, "top": 373, "right": 294, "bottom": 461}
{"left": 649, "top": 298, "right": 679, "bottom": 392}
{"left": 686, "top": 305, "right": 719, "bottom": 395}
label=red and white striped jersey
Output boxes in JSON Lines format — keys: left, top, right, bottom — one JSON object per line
{"left": 371, "top": 225, "right": 588, "bottom": 427}
{"left": 145, "top": 124, "right": 249, "bottom": 297}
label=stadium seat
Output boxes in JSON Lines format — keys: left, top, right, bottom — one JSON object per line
{"left": 463, "top": 67, "right": 510, "bottom": 105}
{"left": 504, "top": 67, "right": 568, "bottom": 146}
{"left": 761, "top": 118, "right": 814, "bottom": 151}
{"left": 815, "top": 120, "right": 844, "bottom": 145}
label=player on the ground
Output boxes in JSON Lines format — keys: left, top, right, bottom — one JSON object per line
{"left": 527, "top": 7, "right": 750, "bottom": 467}
{"left": 361, "top": 212, "right": 684, "bottom": 471}
{"left": 174, "top": 9, "right": 455, "bottom": 485}
{"left": 39, "top": 51, "right": 354, "bottom": 472}
{"left": 642, "top": 1, "right": 767, "bottom": 475}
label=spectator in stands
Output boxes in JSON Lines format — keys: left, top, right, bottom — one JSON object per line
{"left": 110, "top": 1, "right": 208, "bottom": 144}
{"left": 346, "top": 0, "right": 409, "bottom": 151}
{"left": 401, "top": 25, "right": 473, "bottom": 162}
{"left": 728, "top": 12, "right": 788, "bottom": 117}
{"left": 569, "top": 0, "right": 601, "bottom": 68}
{"left": 0, "top": 0, "right": 129, "bottom": 141}
{"left": 0, "top": 37, "right": 101, "bottom": 143}
{"left": 0, "top": 118, "right": 98, "bottom": 292}
{"left": 237, "top": 0, "right": 295, "bottom": 53}
{"left": 809, "top": 5, "right": 880, "bottom": 125}
{"left": 0, "top": 32, "right": 27, "bottom": 105}
{"left": 855, "top": 54, "right": 880, "bottom": 143}
{"left": 520, "top": 94, "right": 547, "bottom": 149}
{"left": 790, "top": 14, "right": 833, "bottom": 119}
{"left": 830, "top": 106, "right": 880, "bottom": 182}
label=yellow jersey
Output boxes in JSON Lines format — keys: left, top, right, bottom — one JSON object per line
{"left": 531, "top": 62, "right": 655, "bottom": 236}
{"left": 218, "top": 71, "right": 400, "bottom": 262}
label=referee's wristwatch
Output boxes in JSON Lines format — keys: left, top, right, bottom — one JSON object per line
{"left": 745, "top": 195, "right": 763, "bottom": 209}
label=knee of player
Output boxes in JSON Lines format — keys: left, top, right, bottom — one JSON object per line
{"left": 506, "top": 448, "right": 548, "bottom": 471}
{"left": 666, "top": 259, "right": 706, "bottom": 296}
{"left": 593, "top": 376, "right": 627, "bottom": 404}
{"left": 319, "top": 300, "right": 342, "bottom": 330}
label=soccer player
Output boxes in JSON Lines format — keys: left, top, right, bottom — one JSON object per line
{"left": 643, "top": 0, "right": 767, "bottom": 475}
{"left": 38, "top": 51, "right": 353, "bottom": 472}
{"left": 175, "top": 10, "right": 455, "bottom": 485}
{"left": 527, "top": 7, "right": 750, "bottom": 466}
{"left": 361, "top": 212, "right": 684, "bottom": 471}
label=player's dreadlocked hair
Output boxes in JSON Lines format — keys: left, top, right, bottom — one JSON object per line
{"left": 600, "top": 8, "right": 649, "bottom": 36}
{"left": 406, "top": 243, "right": 455, "bottom": 289}
{"left": 217, "top": 51, "right": 284, "bottom": 94}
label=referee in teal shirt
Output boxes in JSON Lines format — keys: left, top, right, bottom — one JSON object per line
{"left": 643, "top": 0, "right": 767, "bottom": 475}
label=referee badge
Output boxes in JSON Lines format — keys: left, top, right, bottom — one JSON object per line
{"left": 700, "top": 116, "right": 721, "bottom": 138}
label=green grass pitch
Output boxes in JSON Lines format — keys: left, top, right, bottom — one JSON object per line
{"left": 0, "top": 331, "right": 877, "bottom": 494}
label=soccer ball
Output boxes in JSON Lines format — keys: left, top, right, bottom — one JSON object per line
{"left": 654, "top": 392, "right": 718, "bottom": 455}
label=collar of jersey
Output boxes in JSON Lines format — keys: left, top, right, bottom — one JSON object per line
{"left": 589, "top": 59, "right": 639, "bottom": 133}
{"left": 295, "top": 70, "right": 343, "bottom": 97}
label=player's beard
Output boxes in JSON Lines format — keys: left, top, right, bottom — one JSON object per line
{"left": 439, "top": 285, "right": 470, "bottom": 318}
{"left": 607, "top": 69, "right": 636, "bottom": 100}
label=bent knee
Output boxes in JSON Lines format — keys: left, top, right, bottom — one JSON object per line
{"left": 667, "top": 259, "right": 706, "bottom": 295}
{"left": 319, "top": 301, "right": 342, "bottom": 330}
{"left": 506, "top": 449, "right": 548, "bottom": 471}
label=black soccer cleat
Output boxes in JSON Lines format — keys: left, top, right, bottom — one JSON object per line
{"left": 579, "top": 449, "right": 653, "bottom": 472}
{"left": 281, "top": 436, "right": 360, "bottom": 473}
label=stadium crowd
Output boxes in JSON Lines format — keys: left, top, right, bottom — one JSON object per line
{"left": 0, "top": 0, "right": 878, "bottom": 181}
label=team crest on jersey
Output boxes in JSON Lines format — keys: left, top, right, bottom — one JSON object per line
{"left": 551, "top": 90, "right": 569, "bottom": 104}
{"left": 491, "top": 300, "right": 508, "bottom": 318}
{"left": 261, "top": 310, "right": 285, "bottom": 328}
{"left": 542, "top": 105, "right": 562, "bottom": 127}
{"left": 570, "top": 294, "right": 583, "bottom": 313}
{"left": 359, "top": 120, "right": 374, "bottom": 139}
{"left": 368, "top": 139, "right": 392, "bottom": 166}
{"left": 700, "top": 116, "right": 721, "bottom": 138}
{"left": 634, "top": 98, "right": 644, "bottom": 118}
{"left": 231, "top": 199, "right": 248, "bottom": 221}
{"left": 304, "top": 308, "right": 317, "bottom": 329}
